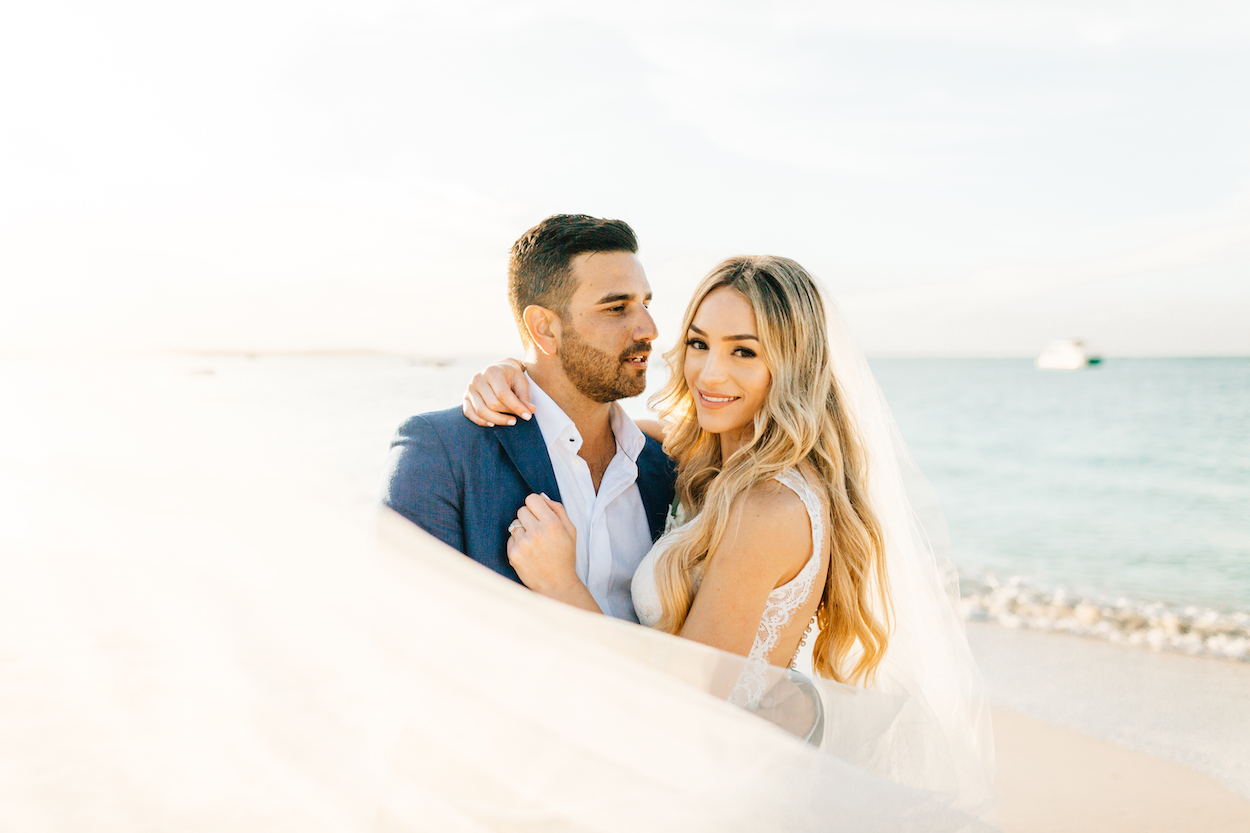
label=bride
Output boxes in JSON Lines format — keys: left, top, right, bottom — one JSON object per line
{"left": 463, "top": 255, "right": 997, "bottom": 822}
{"left": 479, "top": 256, "right": 887, "bottom": 701}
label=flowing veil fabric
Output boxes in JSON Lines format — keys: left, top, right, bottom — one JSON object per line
{"left": 370, "top": 294, "right": 998, "bottom": 831}
{"left": 0, "top": 350, "right": 994, "bottom": 831}
{"left": 794, "top": 297, "right": 999, "bottom": 818}
{"left": 371, "top": 511, "right": 995, "bottom": 832}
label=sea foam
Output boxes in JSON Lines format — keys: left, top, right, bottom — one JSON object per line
{"left": 960, "top": 574, "right": 1250, "bottom": 662}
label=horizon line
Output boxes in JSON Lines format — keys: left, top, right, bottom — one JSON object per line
{"left": 3, "top": 348, "right": 1249, "bottom": 361}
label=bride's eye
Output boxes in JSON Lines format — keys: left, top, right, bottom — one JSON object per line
{"left": 685, "top": 338, "right": 707, "bottom": 350}
{"left": 733, "top": 347, "right": 757, "bottom": 358}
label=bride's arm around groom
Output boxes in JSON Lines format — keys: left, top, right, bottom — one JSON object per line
{"left": 381, "top": 213, "right": 676, "bottom": 606}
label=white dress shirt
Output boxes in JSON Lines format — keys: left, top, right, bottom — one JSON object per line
{"left": 528, "top": 376, "right": 652, "bottom": 622}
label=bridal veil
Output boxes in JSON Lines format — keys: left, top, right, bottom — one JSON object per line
{"left": 370, "top": 294, "right": 998, "bottom": 831}
{"left": 0, "top": 294, "right": 997, "bottom": 831}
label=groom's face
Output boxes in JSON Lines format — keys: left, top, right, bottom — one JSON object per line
{"left": 557, "top": 251, "right": 656, "bottom": 403}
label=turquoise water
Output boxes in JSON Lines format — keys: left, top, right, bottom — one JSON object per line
{"left": 5, "top": 353, "right": 1245, "bottom": 641}
{"left": 871, "top": 358, "right": 1250, "bottom": 612}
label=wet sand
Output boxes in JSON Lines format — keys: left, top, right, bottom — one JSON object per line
{"left": 969, "top": 621, "right": 1250, "bottom": 831}
{"left": 994, "top": 707, "right": 1250, "bottom": 832}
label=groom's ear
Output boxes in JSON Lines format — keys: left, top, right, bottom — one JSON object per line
{"left": 522, "top": 305, "right": 561, "bottom": 357}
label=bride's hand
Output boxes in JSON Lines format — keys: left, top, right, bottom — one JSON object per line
{"left": 507, "top": 494, "right": 601, "bottom": 614}
{"left": 463, "top": 358, "right": 534, "bottom": 427}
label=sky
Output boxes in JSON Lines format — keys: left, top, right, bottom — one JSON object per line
{"left": 2, "top": 0, "right": 1249, "bottom": 357}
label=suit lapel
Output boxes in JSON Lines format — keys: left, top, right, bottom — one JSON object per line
{"left": 498, "top": 420, "right": 673, "bottom": 541}
{"left": 495, "top": 418, "right": 562, "bottom": 503}
{"left": 635, "top": 440, "right": 677, "bottom": 542}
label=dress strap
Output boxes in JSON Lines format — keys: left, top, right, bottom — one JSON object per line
{"left": 729, "top": 470, "right": 826, "bottom": 707}
{"left": 773, "top": 469, "right": 824, "bottom": 561}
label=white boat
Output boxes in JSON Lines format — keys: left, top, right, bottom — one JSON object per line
{"left": 1036, "top": 338, "right": 1102, "bottom": 370}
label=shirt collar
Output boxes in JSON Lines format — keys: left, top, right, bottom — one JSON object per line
{"left": 527, "top": 374, "right": 646, "bottom": 463}
{"left": 608, "top": 397, "right": 647, "bottom": 462}
{"left": 528, "top": 375, "right": 579, "bottom": 453}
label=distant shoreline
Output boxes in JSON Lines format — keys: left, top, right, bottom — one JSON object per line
{"left": 3, "top": 350, "right": 1250, "bottom": 361}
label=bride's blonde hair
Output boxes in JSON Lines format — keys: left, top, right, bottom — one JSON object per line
{"left": 649, "top": 256, "right": 891, "bottom": 684}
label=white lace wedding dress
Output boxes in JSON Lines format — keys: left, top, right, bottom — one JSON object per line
{"left": 370, "top": 510, "right": 997, "bottom": 832}
{"left": 631, "top": 469, "right": 825, "bottom": 709}
{"left": 368, "top": 290, "right": 1001, "bottom": 828}
{"left": 625, "top": 464, "right": 999, "bottom": 829}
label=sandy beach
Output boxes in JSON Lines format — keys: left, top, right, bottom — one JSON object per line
{"left": 969, "top": 621, "right": 1250, "bottom": 831}
{"left": 994, "top": 706, "right": 1250, "bottom": 832}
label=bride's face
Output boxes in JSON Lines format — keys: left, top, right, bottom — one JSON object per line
{"left": 683, "top": 287, "right": 771, "bottom": 446}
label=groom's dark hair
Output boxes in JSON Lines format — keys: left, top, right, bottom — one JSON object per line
{"left": 508, "top": 214, "right": 638, "bottom": 347}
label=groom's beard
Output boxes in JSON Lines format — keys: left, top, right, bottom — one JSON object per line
{"left": 560, "top": 323, "right": 650, "bottom": 404}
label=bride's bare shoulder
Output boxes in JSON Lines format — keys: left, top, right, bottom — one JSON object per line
{"left": 714, "top": 479, "right": 813, "bottom": 573}
{"left": 736, "top": 478, "right": 811, "bottom": 526}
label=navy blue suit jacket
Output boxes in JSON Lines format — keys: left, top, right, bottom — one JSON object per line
{"left": 381, "top": 407, "right": 677, "bottom": 584}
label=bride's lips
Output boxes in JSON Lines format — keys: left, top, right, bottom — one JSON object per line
{"left": 696, "top": 389, "right": 740, "bottom": 409}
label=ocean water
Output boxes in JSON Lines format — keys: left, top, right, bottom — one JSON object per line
{"left": 3, "top": 353, "right": 1247, "bottom": 659}
{"left": 871, "top": 358, "right": 1250, "bottom": 658}
{"left": 872, "top": 358, "right": 1250, "bottom": 609}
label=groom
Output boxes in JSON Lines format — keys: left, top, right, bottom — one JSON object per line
{"left": 381, "top": 214, "right": 676, "bottom": 622}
